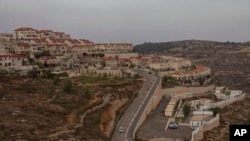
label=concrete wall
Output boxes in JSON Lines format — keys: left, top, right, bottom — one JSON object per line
{"left": 162, "top": 85, "right": 215, "bottom": 97}
{"left": 213, "top": 93, "right": 246, "bottom": 109}
{"left": 133, "top": 78, "right": 162, "bottom": 138}
{"left": 191, "top": 114, "right": 220, "bottom": 141}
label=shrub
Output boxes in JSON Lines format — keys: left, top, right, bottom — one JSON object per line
{"left": 53, "top": 77, "right": 60, "bottom": 85}
{"left": 63, "top": 79, "right": 74, "bottom": 93}
{"left": 183, "top": 104, "right": 191, "bottom": 118}
{"left": 83, "top": 86, "right": 91, "bottom": 99}
{"left": 27, "top": 68, "right": 38, "bottom": 78}
{"left": 41, "top": 70, "right": 55, "bottom": 79}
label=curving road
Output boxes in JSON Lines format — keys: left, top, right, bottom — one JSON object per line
{"left": 112, "top": 69, "right": 161, "bottom": 141}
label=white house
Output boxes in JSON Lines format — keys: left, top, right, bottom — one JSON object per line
{"left": 190, "top": 111, "right": 213, "bottom": 127}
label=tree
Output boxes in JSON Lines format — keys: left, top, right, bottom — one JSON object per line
{"left": 191, "top": 64, "right": 196, "bottom": 69}
{"left": 34, "top": 61, "right": 44, "bottom": 68}
{"left": 53, "top": 77, "right": 60, "bottom": 85}
{"left": 27, "top": 68, "right": 38, "bottom": 78}
{"left": 183, "top": 104, "right": 191, "bottom": 118}
{"left": 198, "top": 77, "right": 205, "bottom": 86}
{"left": 63, "top": 79, "right": 74, "bottom": 93}
{"left": 162, "top": 75, "right": 177, "bottom": 87}
{"left": 101, "top": 60, "right": 106, "bottom": 68}
{"left": 83, "top": 86, "right": 91, "bottom": 99}
{"left": 210, "top": 107, "right": 220, "bottom": 117}
{"left": 133, "top": 74, "right": 140, "bottom": 79}
{"left": 41, "top": 70, "right": 55, "bottom": 79}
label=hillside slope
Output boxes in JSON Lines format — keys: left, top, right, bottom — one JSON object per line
{"left": 133, "top": 40, "right": 244, "bottom": 54}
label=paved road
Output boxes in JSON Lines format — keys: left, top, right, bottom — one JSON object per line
{"left": 112, "top": 69, "right": 160, "bottom": 141}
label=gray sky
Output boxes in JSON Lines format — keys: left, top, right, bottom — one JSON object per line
{"left": 0, "top": 0, "right": 250, "bottom": 45}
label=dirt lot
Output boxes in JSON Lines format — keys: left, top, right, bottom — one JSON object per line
{"left": 0, "top": 76, "right": 142, "bottom": 141}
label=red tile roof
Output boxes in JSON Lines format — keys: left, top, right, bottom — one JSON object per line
{"left": 66, "top": 39, "right": 81, "bottom": 44}
{"left": 14, "top": 27, "right": 37, "bottom": 31}
{"left": 16, "top": 43, "right": 30, "bottom": 48}
{"left": 103, "top": 56, "right": 117, "bottom": 60}
{"left": 54, "top": 32, "right": 64, "bottom": 35}
{"left": 39, "top": 30, "right": 53, "bottom": 33}
{"left": 79, "top": 39, "right": 94, "bottom": 45}
{"left": 0, "top": 54, "right": 27, "bottom": 58}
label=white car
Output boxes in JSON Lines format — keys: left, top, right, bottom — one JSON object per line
{"left": 119, "top": 127, "right": 124, "bottom": 133}
{"left": 190, "top": 126, "right": 197, "bottom": 130}
{"left": 169, "top": 122, "right": 178, "bottom": 129}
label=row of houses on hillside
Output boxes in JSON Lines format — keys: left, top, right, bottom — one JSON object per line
{"left": 0, "top": 54, "right": 32, "bottom": 75}
{"left": 13, "top": 27, "right": 70, "bottom": 40}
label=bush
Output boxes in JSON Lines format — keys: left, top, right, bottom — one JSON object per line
{"left": 198, "top": 77, "right": 205, "bottom": 86}
{"left": 133, "top": 74, "right": 140, "bottom": 79}
{"left": 162, "top": 75, "right": 178, "bottom": 87}
{"left": 183, "top": 104, "right": 191, "bottom": 118}
{"left": 27, "top": 68, "right": 38, "bottom": 78}
{"left": 209, "top": 107, "right": 220, "bottom": 117}
{"left": 53, "top": 77, "right": 60, "bottom": 85}
{"left": 41, "top": 70, "right": 55, "bottom": 79}
{"left": 63, "top": 79, "right": 74, "bottom": 93}
{"left": 83, "top": 86, "right": 91, "bottom": 99}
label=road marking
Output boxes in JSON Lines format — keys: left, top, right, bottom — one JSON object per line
{"left": 125, "top": 76, "right": 159, "bottom": 140}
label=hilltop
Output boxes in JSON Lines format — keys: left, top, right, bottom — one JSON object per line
{"left": 133, "top": 40, "right": 249, "bottom": 54}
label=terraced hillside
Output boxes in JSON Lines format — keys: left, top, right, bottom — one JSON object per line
{"left": 0, "top": 76, "right": 142, "bottom": 141}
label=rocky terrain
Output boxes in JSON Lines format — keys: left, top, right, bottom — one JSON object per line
{"left": 0, "top": 76, "right": 142, "bottom": 141}
{"left": 201, "top": 96, "right": 250, "bottom": 141}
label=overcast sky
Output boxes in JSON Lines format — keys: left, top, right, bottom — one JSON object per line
{"left": 0, "top": 0, "right": 250, "bottom": 45}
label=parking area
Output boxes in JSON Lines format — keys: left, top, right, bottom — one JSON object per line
{"left": 165, "top": 125, "right": 193, "bottom": 139}
{"left": 136, "top": 96, "right": 193, "bottom": 140}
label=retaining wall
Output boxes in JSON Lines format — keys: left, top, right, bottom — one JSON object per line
{"left": 133, "top": 78, "right": 162, "bottom": 138}
{"left": 162, "top": 85, "right": 215, "bottom": 97}
{"left": 191, "top": 114, "right": 220, "bottom": 141}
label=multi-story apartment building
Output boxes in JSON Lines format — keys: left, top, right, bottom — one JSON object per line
{"left": 0, "top": 33, "right": 13, "bottom": 41}
{"left": 95, "top": 43, "right": 133, "bottom": 54}
{"left": 0, "top": 54, "right": 29, "bottom": 71}
{"left": 149, "top": 56, "right": 192, "bottom": 71}
{"left": 64, "top": 39, "right": 82, "bottom": 47}
{"left": 38, "top": 56, "right": 59, "bottom": 66}
{"left": 77, "top": 39, "right": 94, "bottom": 45}
{"left": 54, "top": 32, "right": 70, "bottom": 39}
{"left": 38, "top": 30, "right": 56, "bottom": 39}
{"left": 44, "top": 44, "right": 62, "bottom": 56}
{"left": 13, "top": 27, "right": 39, "bottom": 40}
{"left": 169, "top": 65, "right": 211, "bottom": 80}
{"left": 13, "top": 27, "right": 71, "bottom": 40}
{"left": 46, "top": 38, "right": 65, "bottom": 46}
{"left": 103, "top": 56, "right": 118, "bottom": 68}
{"left": 13, "top": 43, "right": 30, "bottom": 54}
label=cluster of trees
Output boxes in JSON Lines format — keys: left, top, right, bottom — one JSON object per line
{"left": 183, "top": 104, "right": 191, "bottom": 118}
{"left": 162, "top": 76, "right": 178, "bottom": 88}
{"left": 27, "top": 68, "right": 63, "bottom": 85}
